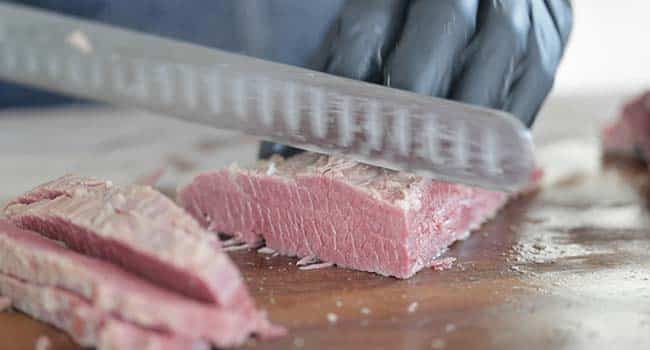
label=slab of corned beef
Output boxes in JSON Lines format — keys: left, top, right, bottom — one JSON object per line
{"left": 0, "top": 219, "right": 282, "bottom": 347}
{"left": 179, "top": 153, "right": 521, "bottom": 279}
{"left": 0, "top": 272, "right": 208, "bottom": 350}
{"left": 602, "top": 90, "right": 650, "bottom": 160}
{"left": 3, "top": 175, "right": 248, "bottom": 306}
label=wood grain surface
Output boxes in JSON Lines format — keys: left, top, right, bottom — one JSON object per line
{"left": 0, "top": 100, "right": 649, "bottom": 349}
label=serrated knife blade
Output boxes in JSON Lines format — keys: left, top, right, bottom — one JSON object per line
{"left": 0, "top": 3, "right": 535, "bottom": 192}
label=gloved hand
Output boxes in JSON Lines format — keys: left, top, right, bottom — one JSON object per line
{"left": 259, "top": 0, "right": 573, "bottom": 160}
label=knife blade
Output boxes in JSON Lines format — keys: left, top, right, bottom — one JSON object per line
{"left": 0, "top": 3, "right": 535, "bottom": 192}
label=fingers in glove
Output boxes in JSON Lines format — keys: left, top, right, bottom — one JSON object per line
{"left": 320, "top": 0, "right": 407, "bottom": 83}
{"left": 384, "top": 0, "right": 479, "bottom": 97}
{"left": 450, "top": 0, "right": 530, "bottom": 109}
{"left": 544, "top": 0, "right": 574, "bottom": 46}
{"left": 505, "top": 1, "right": 565, "bottom": 127}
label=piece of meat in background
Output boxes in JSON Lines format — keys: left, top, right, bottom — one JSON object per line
{"left": 602, "top": 90, "right": 650, "bottom": 161}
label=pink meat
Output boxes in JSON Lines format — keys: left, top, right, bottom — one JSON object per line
{"left": 0, "top": 272, "right": 208, "bottom": 350}
{"left": 602, "top": 91, "right": 650, "bottom": 159}
{"left": 0, "top": 220, "right": 283, "bottom": 347}
{"left": 179, "top": 153, "right": 516, "bottom": 278}
{"left": 4, "top": 175, "right": 248, "bottom": 306}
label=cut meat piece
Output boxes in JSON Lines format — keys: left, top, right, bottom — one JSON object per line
{"left": 2, "top": 273, "right": 101, "bottom": 347}
{"left": 0, "top": 296, "right": 10, "bottom": 311}
{"left": 602, "top": 91, "right": 650, "bottom": 160}
{"left": 179, "top": 153, "right": 521, "bottom": 279}
{"left": 0, "top": 220, "right": 282, "bottom": 347}
{"left": 4, "top": 175, "right": 248, "bottom": 306}
{"left": 0, "top": 272, "right": 208, "bottom": 350}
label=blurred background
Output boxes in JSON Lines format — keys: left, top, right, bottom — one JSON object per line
{"left": 534, "top": 0, "right": 650, "bottom": 144}
{"left": 555, "top": 0, "right": 650, "bottom": 97}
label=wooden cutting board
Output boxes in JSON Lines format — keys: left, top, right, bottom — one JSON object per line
{"left": 1, "top": 102, "right": 649, "bottom": 350}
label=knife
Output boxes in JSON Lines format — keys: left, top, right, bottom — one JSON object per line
{"left": 0, "top": 3, "right": 535, "bottom": 192}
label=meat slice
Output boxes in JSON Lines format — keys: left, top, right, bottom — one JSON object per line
{"left": 0, "top": 272, "right": 208, "bottom": 350}
{"left": 0, "top": 220, "right": 282, "bottom": 347}
{"left": 4, "top": 175, "right": 247, "bottom": 306}
{"left": 179, "top": 153, "right": 515, "bottom": 278}
{"left": 602, "top": 91, "right": 650, "bottom": 160}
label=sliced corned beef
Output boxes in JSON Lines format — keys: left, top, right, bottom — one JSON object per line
{"left": 4, "top": 175, "right": 247, "bottom": 306}
{"left": 0, "top": 272, "right": 208, "bottom": 350}
{"left": 602, "top": 91, "right": 650, "bottom": 160}
{"left": 179, "top": 153, "right": 517, "bottom": 279}
{"left": 0, "top": 219, "right": 282, "bottom": 347}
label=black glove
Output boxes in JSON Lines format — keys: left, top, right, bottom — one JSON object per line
{"left": 259, "top": 0, "right": 573, "bottom": 159}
